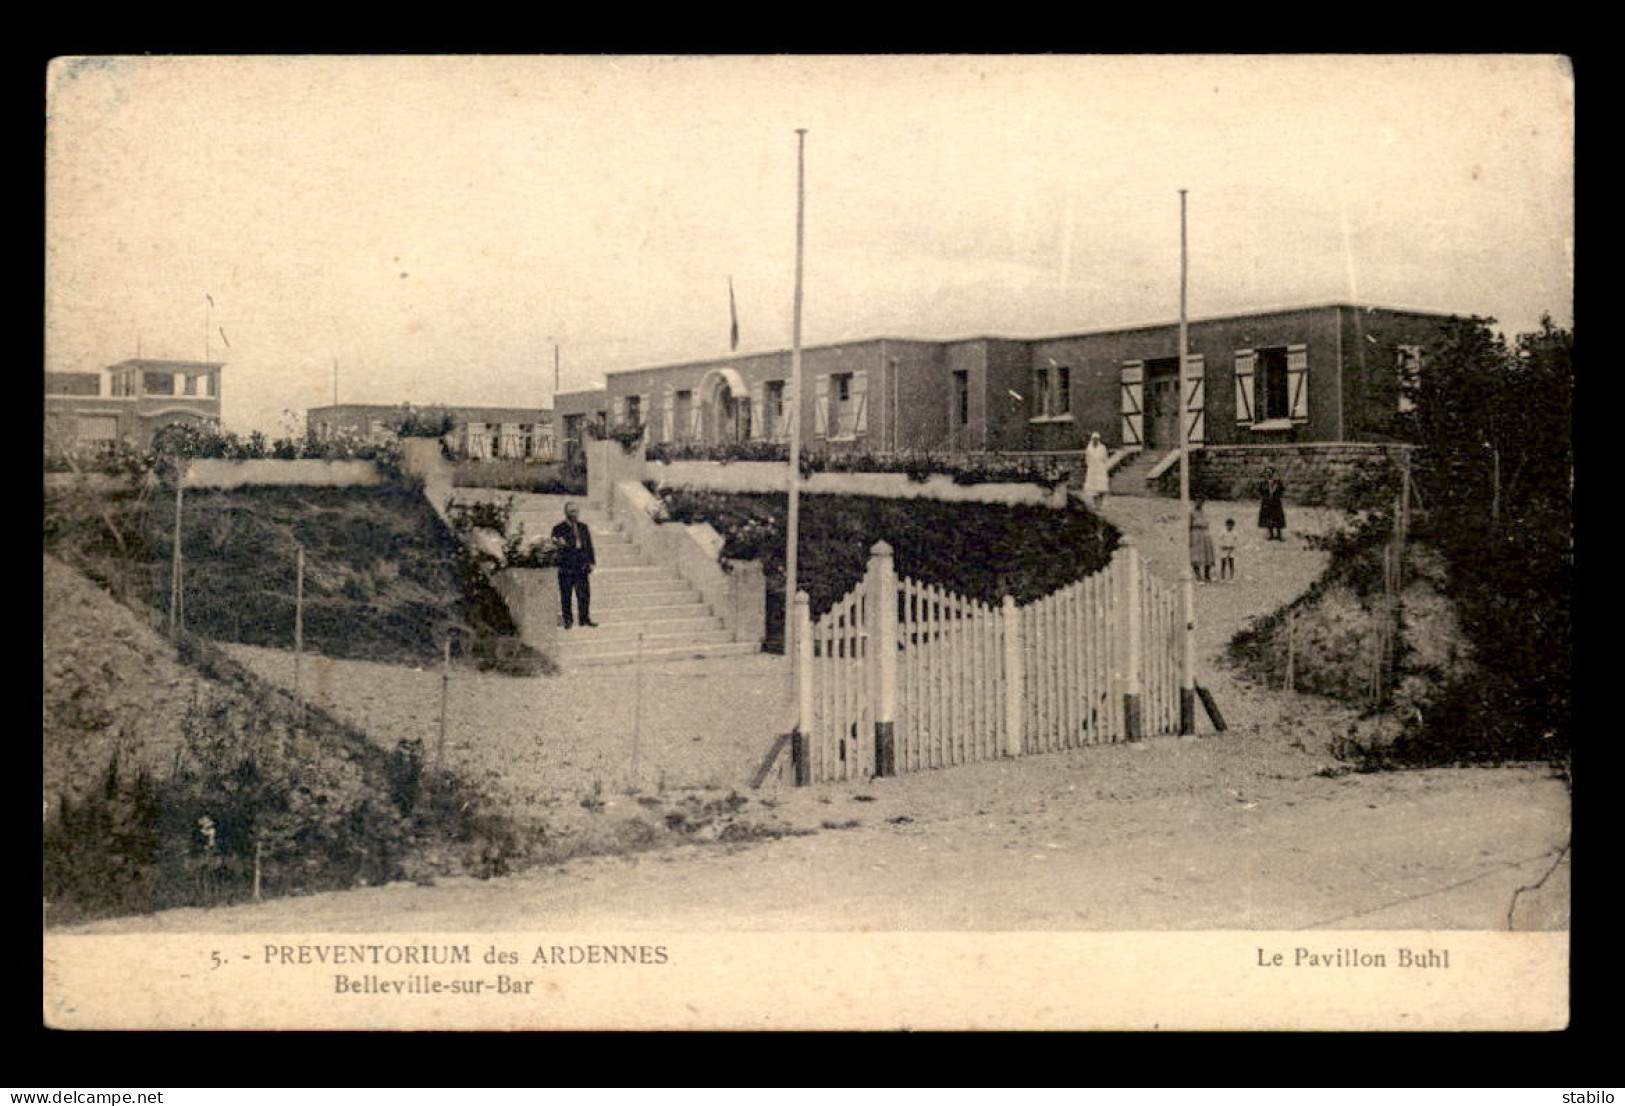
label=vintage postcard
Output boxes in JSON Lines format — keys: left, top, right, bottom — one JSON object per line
{"left": 42, "top": 54, "right": 1572, "bottom": 1031}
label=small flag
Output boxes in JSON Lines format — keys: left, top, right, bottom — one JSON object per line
{"left": 218, "top": 326, "right": 231, "bottom": 349}
{"left": 728, "top": 276, "right": 739, "bottom": 352}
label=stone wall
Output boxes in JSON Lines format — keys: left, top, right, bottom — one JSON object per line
{"left": 650, "top": 459, "right": 1069, "bottom": 508}
{"left": 1149, "top": 443, "right": 1414, "bottom": 508}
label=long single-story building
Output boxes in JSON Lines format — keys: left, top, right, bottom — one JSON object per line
{"left": 305, "top": 404, "right": 556, "bottom": 461}
{"left": 45, "top": 359, "right": 224, "bottom": 454}
{"left": 562, "top": 303, "right": 1451, "bottom": 459}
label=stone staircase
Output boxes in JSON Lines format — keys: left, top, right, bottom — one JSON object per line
{"left": 1108, "top": 449, "right": 1163, "bottom": 495}
{"left": 453, "top": 489, "right": 760, "bottom": 667}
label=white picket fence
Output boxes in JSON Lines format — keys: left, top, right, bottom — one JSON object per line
{"left": 792, "top": 539, "right": 1187, "bottom": 784}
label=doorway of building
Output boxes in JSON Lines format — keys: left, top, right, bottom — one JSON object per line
{"left": 1144, "top": 358, "right": 1182, "bottom": 451}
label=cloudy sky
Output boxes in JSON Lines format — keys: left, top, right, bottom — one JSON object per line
{"left": 46, "top": 54, "right": 1573, "bottom": 435}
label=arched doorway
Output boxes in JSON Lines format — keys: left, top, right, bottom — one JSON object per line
{"left": 698, "top": 367, "right": 751, "bottom": 445}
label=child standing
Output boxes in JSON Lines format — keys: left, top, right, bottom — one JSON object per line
{"left": 1218, "top": 517, "right": 1238, "bottom": 581}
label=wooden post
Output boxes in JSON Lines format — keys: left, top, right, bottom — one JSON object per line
{"left": 1122, "top": 541, "right": 1144, "bottom": 741}
{"left": 1002, "top": 594, "right": 1024, "bottom": 756}
{"left": 293, "top": 545, "right": 305, "bottom": 723}
{"left": 631, "top": 632, "right": 645, "bottom": 787}
{"left": 1180, "top": 565, "right": 1197, "bottom": 735}
{"left": 169, "top": 481, "right": 183, "bottom": 637}
{"left": 792, "top": 591, "right": 813, "bottom": 785}
{"left": 870, "top": 542, "right": 898, "bottom": 777}
{"left": 1284, "top": 606, "right": 1296, "bottom": 693}
{"left": 252, "top": 838, "right": 263, "bottom": 903}
{"left": 438, "top": 636, "right": 451, "bottom": 767}
{"left": 784, "top": 128, "right": 808, "bottom": 667}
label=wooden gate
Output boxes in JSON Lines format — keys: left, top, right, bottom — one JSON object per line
{"left": 793, "top": 538, "right": 1187, "bottom": 784}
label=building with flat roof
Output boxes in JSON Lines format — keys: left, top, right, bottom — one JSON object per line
{"left": 559, "top": 303, "right": 1456, "bottom": 458}
{"left": 45, "top": 359, "right": 224, "bottom": 455}
{"left": 305, "top": 403, "right": 556, "bottom": 461}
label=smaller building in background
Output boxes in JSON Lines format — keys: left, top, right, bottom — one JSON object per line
{"left": 305, "top": 404, "right": 556, "bottom": 462}
{"left": 553, "top": 389, "right": 610, "bottom": 466}
{"left": 45, "top": 359, "right": 224, "bottom": 455}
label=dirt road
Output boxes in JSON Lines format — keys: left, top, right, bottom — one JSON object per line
{"left": 56, "top": 495, "right": 1569, "bottom": 935}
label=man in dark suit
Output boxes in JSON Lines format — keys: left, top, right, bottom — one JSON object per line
{"left": 551, "top": 501, "right": 597, "bottom": 628}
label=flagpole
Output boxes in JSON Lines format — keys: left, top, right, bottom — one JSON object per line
{"left": 333, "top": 358, "right": 339, "bottom": 406}
{"left": 786, "top": 128, "right": 808, "bottom": 664}
{"left": 205, "top": 295, "right": 212, "bottom": 363}
{"left": 1178, "top": 188, "right": 1197, "bottom": 735}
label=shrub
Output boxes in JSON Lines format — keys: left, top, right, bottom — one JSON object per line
{"left": 43, "top": 669, "right": 535, "bottom": 925}
{"left": 656, "top": 489, "right": 1119, "bottom": 649}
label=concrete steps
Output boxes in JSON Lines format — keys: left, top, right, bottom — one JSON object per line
{"left": 454, "top": 485, "right": 759, "bottom": 668}
{"left": 1109, "top": 451, "right": 1164, "bottom": 495}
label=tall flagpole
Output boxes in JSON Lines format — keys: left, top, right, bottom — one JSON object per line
{"left": 554, "top": 343, "right": 561, "bottom": 397}
{"left": 786, "top": 127, "right": 808, "bottom": 664}
{"left": 333, "top": 358, "right": 339, "bottom": 406}
{"left": 1178, "top": 188, "right": 1197, "bottom": 735}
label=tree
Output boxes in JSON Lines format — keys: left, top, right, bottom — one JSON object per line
{"left": 1399, "top": 314, "right": 1572, "bottom": 763}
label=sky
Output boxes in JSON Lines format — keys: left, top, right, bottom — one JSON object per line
{"left": 45, "top": 54, "right": 1574, "bottom": 436}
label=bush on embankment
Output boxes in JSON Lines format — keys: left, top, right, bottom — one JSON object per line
{"left": 42, "top": 555, "right": 533, "bottom": 925}
{"left": 44, "top": 479, "right": 520, "bottom": 667}
{"left": 655, "top": 490, "right": 1119, "bottom": 649}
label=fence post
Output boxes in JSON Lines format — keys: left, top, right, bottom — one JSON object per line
{"left": 792, "top": 590, "right": 813, "bottom": 786}
{"left": 1122, "top": 540, "right": 1144, "bottom": 741}
{"left": 1002, "top": 594, "right": 1024, "bottom": 756}
{"left": 294, "top": 544, "right": 305, "bottom": 726}
{"left": 1180, "top": 564, "right": 1196, "bottom": 735}
{"left": 870, "top": 542, "right": 898, "bottom": 777}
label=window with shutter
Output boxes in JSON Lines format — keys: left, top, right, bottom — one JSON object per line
{"left": 1184, "top": 355, "right": 1206, "bottom": 445}
{"left": 1234, "top": 350, "right": 1256, "bottom": 424}
{"left": 1120, "top": 361, "right": 1144, "bottom": 446}
{"left": 814, "top": 375, "right": 830, "bottom": 437}
{"left": 1286, "top": 344, "right": 1309, "bottom": 422}
{"left": 662, "top": 388, "right": 675, "bottom": 442}
{"left": 850, "top": 371, "right": 869, "bottom": 436}
{"left": 750, "top": 382, "right": 765, "bottom": 439}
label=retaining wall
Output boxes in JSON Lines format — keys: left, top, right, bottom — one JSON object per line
{"left": 180, "top": 458, "right": 385, "bottom": 490}
{"left": 650, "top": 460, "right": 1069, "bottom": 508}
{"left": 1150, "top": 443, "right": 1414, "bottom": 508}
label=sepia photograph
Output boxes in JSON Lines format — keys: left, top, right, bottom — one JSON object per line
{"left": 42, "top": 54, "right": 1572, "bottom": 1031}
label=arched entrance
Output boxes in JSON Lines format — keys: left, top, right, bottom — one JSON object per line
{"left": 697, "top": 366, "right": 751, "bottom": 445}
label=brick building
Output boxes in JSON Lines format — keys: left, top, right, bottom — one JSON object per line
{"left": 562, "top": 303, "right": 1453, "bottom": 459}
{"left": 45, "top": 359, "right": 224, "bottom": 454}
{"left": 305, "top": 404, "right": 556, "bottom": 461}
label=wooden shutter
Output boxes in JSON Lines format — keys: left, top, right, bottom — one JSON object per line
{"left": 851, "top": 371, "right": 869, "bottom": 436}
{"left": 1119, "top": 361, "right": 1143, "bottom": 446}
{"left": 750, "top": 382, "right": 765, "bottom": 439}
{"left": 1397, "top": 346, "right": 1421, "bottom": 414}
{"left": 1184, "top": 355, "right": 1206, "bottom": 445}
{"left": 1287, "top": 344, "right": 1309, "bottom": 422}
{"left": 1234, "top": 350, "right": 1256, "bottom": 424}
{"left": 689, "top": 399, "right": 704, "bottom": 441}
{"left": 780, "top": 391, "right": 796, "bottom": 443}
{"left": 662, "top": 387, "right": 675, "bottom": 442}
{"left": 814, "top": 375, "right": 830, "bottom": 437}
{"left": 610, "top": 396, "right": 625, "bottom": 425}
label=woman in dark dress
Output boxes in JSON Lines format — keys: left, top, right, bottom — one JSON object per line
{"left": 1258, "top": 469, "right": 1287, "bottom": 541}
